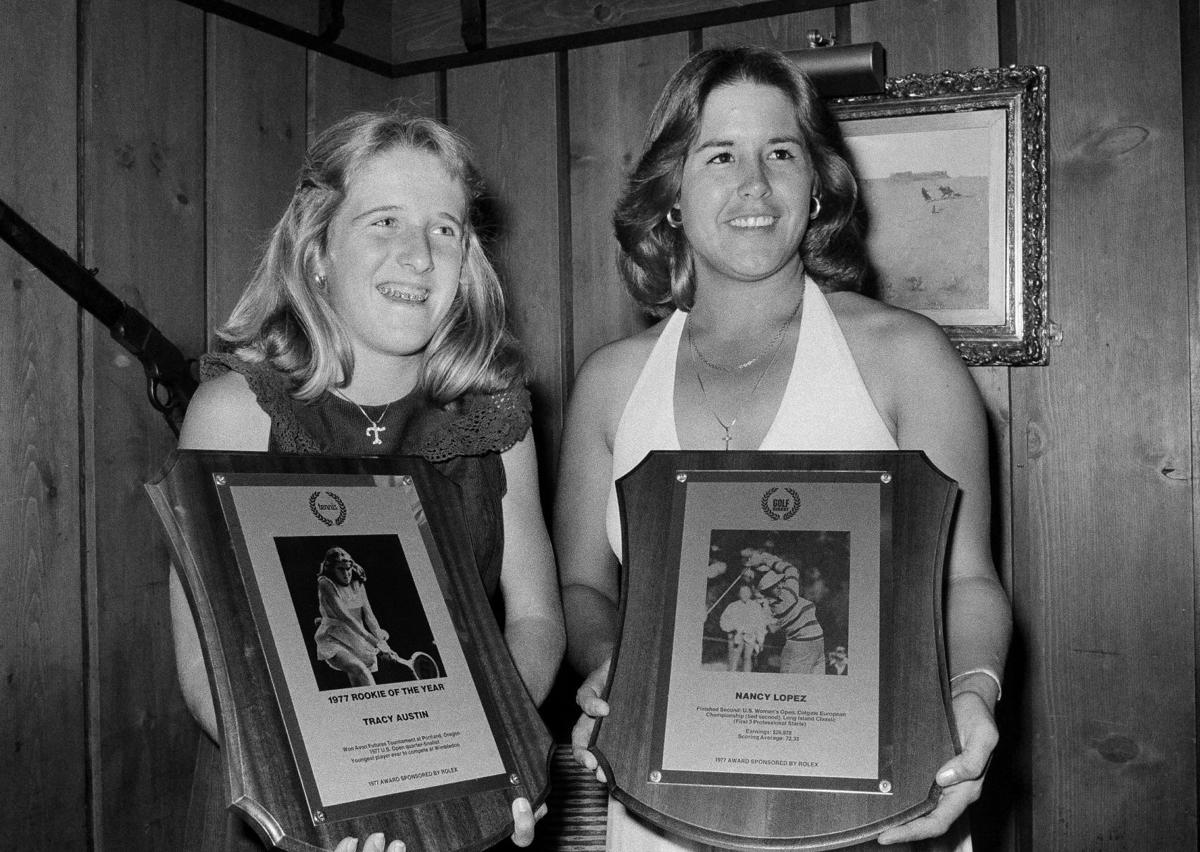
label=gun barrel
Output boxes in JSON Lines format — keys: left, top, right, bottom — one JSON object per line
{"left": 0, "top": 196, "right": 197, "bottom": 434}
{"left": 0, "top": 198, "right": 126, "bottom": 326}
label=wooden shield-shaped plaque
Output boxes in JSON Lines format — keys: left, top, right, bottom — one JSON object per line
{"left": 147, "top": 450, "right": 552, "bottom": 852}
{"left": 591, "top": 451, "right": 959, "bottom": 850}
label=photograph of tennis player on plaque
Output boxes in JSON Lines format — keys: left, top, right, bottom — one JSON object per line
{"left": 275, "top": 535, "right": 445, "bottom": 691}
{"left": 654, "top": 471, "right": 886, "bottom": 791}
{"left": 217, "top": 473, "right": 510, "bottom": 823}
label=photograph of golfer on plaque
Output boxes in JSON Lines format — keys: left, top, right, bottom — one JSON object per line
{"left": 702, "top": 530, "right": 850, "bottom": 676}
{"left": 274, "top": 534, "right": 445, "bottom": 691}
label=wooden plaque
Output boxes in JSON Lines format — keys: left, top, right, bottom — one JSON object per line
{"left": 591, "top": 451, "right": 959, "bottom": 851}
{"left": 146, "top": 450, "right": 552, "bottom": 852}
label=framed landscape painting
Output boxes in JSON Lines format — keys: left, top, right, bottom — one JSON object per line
{"left": 832, "top": 66, "right": 1049, "bottom": 366}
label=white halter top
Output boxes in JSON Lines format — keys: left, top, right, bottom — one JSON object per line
{"left": 605, "top": 278, "right": 897, "bottom": 559}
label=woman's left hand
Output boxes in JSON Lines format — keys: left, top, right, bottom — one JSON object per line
{"left": 332, "top": 798, "right": 546, "bottom": 852}
{"left": 876, "top": 691, "right": 998, "bottom": 845}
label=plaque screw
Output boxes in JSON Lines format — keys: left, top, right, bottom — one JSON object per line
{"left": 313, "top": 810, "right": 326, "bottom": 823}
{"left": 879, "top": 473, "right": 892, "bottom": 484}
{"left": 879, "top": 780, "right": 892, "bottom": 794}
{"left": 676, "top": 473, "right": 687, "bottom": 483}
{"left": 401, "top": 476, "right": 412, "bottom": 486}
{"left": 214, "top": 475, "right": 226, "bottom": 486}
{"left": 509, "top": 772, "right": 521, "bottom": 786}
{"left": 649, "top": 770, "right": 662, "bottom": 783}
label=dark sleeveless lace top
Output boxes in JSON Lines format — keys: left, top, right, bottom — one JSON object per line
{"left": 200, "top": 353, "right": 532, "bottom": 602}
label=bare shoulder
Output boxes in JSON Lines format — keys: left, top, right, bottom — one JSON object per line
{"left": 568, "top": 319, "right": 668, "bottom": 433}
{"left": 827, "top": 291, "right": 965, "bottom": 377}
{"left": 178, "top": 370, "right": 271, "bottom": 451}
{"left": 825, "top": 290, "right": 979, "bottom": 425}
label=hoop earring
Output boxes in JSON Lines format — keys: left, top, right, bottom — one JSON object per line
{"left": 809, "top": 196, "right": 822, "bottom": 221}
{"left": 666, "top": 206, "right": 683, "bottom": 229}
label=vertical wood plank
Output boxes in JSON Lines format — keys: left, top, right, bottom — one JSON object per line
{"left": 567, "top": 35, "right": 691, "bottom": 372}
{"left": 309, "top": 55, "right": 403, "bottom": 137}
{"left": 308, "top": 58, "right": 441, "bottom": 140}
{"left": 851, "top": 0, "right": 999, "bottom": 75}
{"left": 447, "top": 54, "right": 565, "bottom": 490}
{"left": 968, "top": 363, "right": 1016, "bottom": 852}
{"left": 1183, "top": 13, "right": 1200, "bottom": 852}
{"left": 81, "top": 0, "right": 207, "bottom": 848}
{"left": 1010, "top": 0, "right": 1196, "bottom": 848}
{"left": 0, "top": 1, "right": 86, "bottom": 848}
{"left": 207, "top": 15, "right": 308, "bottom": 333}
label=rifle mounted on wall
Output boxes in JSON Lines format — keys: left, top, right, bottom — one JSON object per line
{"left": 0, "top": 197, "right": 197, "bottom": 436}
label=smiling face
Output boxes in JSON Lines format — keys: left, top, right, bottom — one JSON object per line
{"left": 318, "top": 146, "right": 468, "bottom": 365}
{"left": 678, "top": 80, "right": 815, "bottom": 291}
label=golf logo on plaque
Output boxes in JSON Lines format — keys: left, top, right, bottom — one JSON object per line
{"left": 148, "top": 451, "right": 551, "bottom": 852}
{"left": 591, "top": 451, "right": 959, "bottom": 850}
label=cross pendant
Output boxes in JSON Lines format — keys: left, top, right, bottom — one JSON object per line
{"left": 365, "top": 424, "right": 386, "bottom": 445}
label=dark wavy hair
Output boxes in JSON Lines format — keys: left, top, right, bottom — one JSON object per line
{"left": 613, "top": 46, "right": 867, "bottom": 316}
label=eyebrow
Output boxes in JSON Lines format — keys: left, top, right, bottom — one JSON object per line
{"left": 694, "top": 135, "right": 805, "bottom": 151}
{"left": 351, "top": 204, "right": 465, "bottom": 227}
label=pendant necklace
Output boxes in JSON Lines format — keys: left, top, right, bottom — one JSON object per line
{"left": 687, "top": 288, "right": 804, "bottom": 451}
{"left": 334, "top": 390, "right": 393, "bottom": 446}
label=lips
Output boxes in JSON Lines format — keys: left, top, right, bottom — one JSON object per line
{"left": 728, "top": 215, "right": 778, "bottom": 228}
{"left": 376, "top": 282, "right": 430, "bottom": 303}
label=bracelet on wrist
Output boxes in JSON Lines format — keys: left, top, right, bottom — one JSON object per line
{"left": 950, "top": 668, "right": 1002, "bottom": 703}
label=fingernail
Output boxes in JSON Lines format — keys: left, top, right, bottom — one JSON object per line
{"left": 514, "top": 798, "right": 532, "bottom": 815}
{"left": 936, "top": 768, "right": 955, "bottom": 785}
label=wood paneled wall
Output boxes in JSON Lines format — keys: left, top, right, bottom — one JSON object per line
{"left": 1010, "top": 0, "right": 1196, "bottom": 848}
{"left": 0, "top": 2, "right": 85, "bottom": 848}
{"left": 1, "top": 1, "right": 1196, "bottom": 849}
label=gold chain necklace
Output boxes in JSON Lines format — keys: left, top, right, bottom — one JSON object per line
{"left": 686, "top": 288, "right": 804, "bottom": 450}
{"left": 688, "top": 294, "right": 801, "bottom": 372}
{"left": 334, "top": 390, "right": 394, "bottom": 446}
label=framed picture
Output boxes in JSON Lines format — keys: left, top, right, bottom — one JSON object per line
{"left": 831, "top": 66, "right": 1049, "bottom": 366}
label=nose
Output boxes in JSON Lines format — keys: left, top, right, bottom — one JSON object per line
{"left": 738, "top": 158, "right": 771, "bottom": 199}
{"left": 394, "top": 226, "right": 433, "bottom": 273}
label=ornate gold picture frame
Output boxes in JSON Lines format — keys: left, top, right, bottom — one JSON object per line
{"left": 832, "top": 66, "right": 1049, "bottom": 366}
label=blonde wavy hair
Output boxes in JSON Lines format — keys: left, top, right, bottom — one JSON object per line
{"left": 217, "top": 110, "right": 523, "bottom": 405}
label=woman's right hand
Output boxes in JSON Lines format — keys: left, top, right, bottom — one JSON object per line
{"left": 570, "top": 657, "right": 612, "bottom": 783}
{"left": 334, "top": 834, "right": 403, "bottom": 852}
